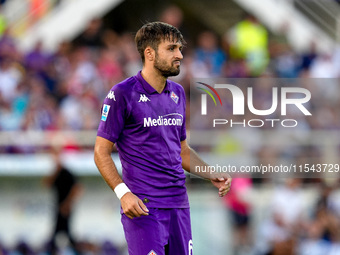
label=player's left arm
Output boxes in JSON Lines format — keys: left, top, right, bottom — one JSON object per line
{"left": 180, "top": 139, "right": 231, "bottom": 197}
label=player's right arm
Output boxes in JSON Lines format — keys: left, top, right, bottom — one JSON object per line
{"left": 94, "top": 136, "right": 149, "bottom": 219}
{"left": 95, "top": 84, "right": 148, "bottom": 219}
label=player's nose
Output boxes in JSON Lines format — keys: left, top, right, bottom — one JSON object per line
{"left": 176, "top": 49, "right": 183, "bottom": 60}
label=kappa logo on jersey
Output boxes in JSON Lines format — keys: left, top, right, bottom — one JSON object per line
{"left": 138, "top": 94, "right": 150, "bottom": 102}
{"left": 147, "top": 250, "right": 157, "bottom": 255}
{"left": 106, "top": 91, "right": 116, "bottom": 101}
{"left": 170, "top": 91, "right": 179, "bottom": 104}
{"left": 101, "top": 104, "right": 110, "bottom": 121}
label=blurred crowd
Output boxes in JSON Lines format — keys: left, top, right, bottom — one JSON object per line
{"left": 1, "top": 9, "right": 340, "bottom": 138}
{"left": 223, "top": 178, "right": 340, "bottom": 255}
{"left": 0, "top": 3, "right": 340, "bottom": 255}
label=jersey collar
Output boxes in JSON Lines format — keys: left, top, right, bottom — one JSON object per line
{"left": 136, "top": 71, "right": 171, "bottom": 94}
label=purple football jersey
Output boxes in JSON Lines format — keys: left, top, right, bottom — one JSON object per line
{"left": 97, "top": 71, "right": 189, "bottom": 208}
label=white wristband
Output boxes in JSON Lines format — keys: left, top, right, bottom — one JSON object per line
{"left": 114, "top": 183, "right": 131, "bottom": 200}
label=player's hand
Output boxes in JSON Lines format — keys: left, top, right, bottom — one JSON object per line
{"left": 211, "top": 175, "right": 232, "bottom": 197}
{"left": 120, "top": 192, "right": 149, "bottom": 219}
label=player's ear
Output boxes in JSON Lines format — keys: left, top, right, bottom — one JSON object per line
{"left": 145, "top": 47, "right": 155, "bottom": 62}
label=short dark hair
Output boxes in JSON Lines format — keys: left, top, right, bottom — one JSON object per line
{"left": 135, "top": 21, "right": 186, "bottom": 63}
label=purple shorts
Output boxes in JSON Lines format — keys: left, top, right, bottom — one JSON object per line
{"left": 121, "top": 208, "right": 193, "bottom": 255}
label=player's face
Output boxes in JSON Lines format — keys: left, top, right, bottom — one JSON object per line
{"left": 154, "top": 40, "right": 183, "bottom": 78}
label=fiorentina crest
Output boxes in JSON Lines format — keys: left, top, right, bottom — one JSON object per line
{"left": 170, "top": 91, "right": 179, "bottom": 104}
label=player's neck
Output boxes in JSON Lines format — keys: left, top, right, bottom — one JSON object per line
{"left": 141, "top": 68, "right": 167, "bottom": 94}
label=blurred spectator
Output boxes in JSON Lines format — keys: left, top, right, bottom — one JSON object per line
{"left": 22, "top": 82, "right": 58, "bottom": 131}
{"left": 74, "top": 18, "right": 105, "bottom": 49}
{"left": 65, "top": 47, "right": 101, "bottom": 96}
{"left": 0, "top": 93, "right": 22, "bottom": 131}
{"left": 298, "top": 222, "right": 332, "bottom": 255}
{"left": 297, "top": 181, "right": 340, "bottom": 255}
{"left": 256, "top": 179, "right": 307, "bottom": 255}
{"left": 0, "top": 28, "right": 17, "bottom": 59}
{"left": 24, "top": 41, "right": 49, "bottom": 73}
{"left": 223, "top": 177, "right": 253, "bottom": 255}
{"left": 309, "top": 53, "right": 338, "bottom": 78}
{"left": 160, "top": 5, "right": 183, "bottom": 29}
{"left": 0, "top": 5, "right": 7, "bottom": 37}
{"left": 308, "top": 54, "right": 339, "bottom": 103}
{"left": 299, "top": 41, "right": 318, "bottom": 73}
{"left": 96, "top": 48, "right": 124, "bottom": 85}
{"left": 273, "top": 45, "right": 299, "bottom": 78}
{"left": 43, "top": 148, "right": 82, "bottom": 255}
{"left": 38, "top": 60, "right": 59, "bottom": 95}
{"left": 48, "top": 41, "right": 71, "bottom": 82}
{"left": 0, "top": 57, "right": 23, "bottom": 104}
{"left": 314, "top": 182, "right": 340, "bottom": 240}
{"left": 194, "top": 31, "right": 226, "bottom": 77}
{"left": 223, "top": 58, "right": 249, "bottom": 78}
{"left": 159, "top": 5, "right": 188, "bottom": 40}
{"left": 182, "top": 52, "right": 210, "bottom": 79}
{"left": 119, "top": 33, "right": 142, "bottom": 78}
{"left": 59, "top": 92, "right": 85, "bottom": 130}
{"left": 227, "top": 14, "right": 269, "bottom": 76}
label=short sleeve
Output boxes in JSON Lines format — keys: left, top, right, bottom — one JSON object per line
{"left": 97, "top": 87, "right": 127, "bottom": 143}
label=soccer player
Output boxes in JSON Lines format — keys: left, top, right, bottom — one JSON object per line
{"left": 94, "top": 21, "right": 231, "bottom": 255}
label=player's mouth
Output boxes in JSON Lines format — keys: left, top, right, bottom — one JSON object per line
{"left": 173, "top": 60, "right": 181, "bottom": 66}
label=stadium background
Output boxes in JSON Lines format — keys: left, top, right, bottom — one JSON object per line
{"left": 1, "top": 0, "right": 340, "bottom": 255}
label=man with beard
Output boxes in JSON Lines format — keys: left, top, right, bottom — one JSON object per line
{"left": 94, "top": 22, "right": 231, "bottom": 255}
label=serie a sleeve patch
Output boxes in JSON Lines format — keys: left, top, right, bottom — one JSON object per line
{"left": 101, "top": 104, "right": 111, "bottom": 121}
